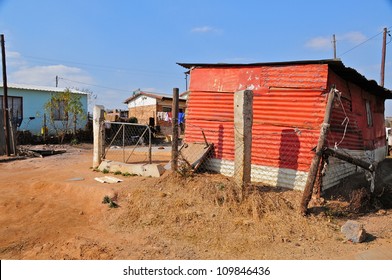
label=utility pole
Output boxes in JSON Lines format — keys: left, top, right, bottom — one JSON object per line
{"left": 380, "top": 27, "right": 388, "bottom": 87}
{"left": 1, "top": 34, "right": 11, "bottom": 156}
{"left": 332, "top": 34, "right": 337, "bottom": 59}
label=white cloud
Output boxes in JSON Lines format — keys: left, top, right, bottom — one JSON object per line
{"left": 6, "top": 51, "right": 27, "bottom": 68}
{"left": 338, "top": 31, "right": 367, "bottom": 44}
{"left": 305, "top": 36, "right": 331, "bottom": 50}
{"left": 142, "top": 87, "right": 159, "bottom": 92}
{"left": 191, "top": 25, "right": 220, "bottom": 33}
{"left": 2, "top": 49, "right": 95, "bottom": 89}
{"left": 9, "top": 64, "right": 94, "bottom": 87}
{"left": 305, "top": 31, "right": 367, "bottom": 50}
{"left": 95, "top": 89, "right": 128, "bottom": 110}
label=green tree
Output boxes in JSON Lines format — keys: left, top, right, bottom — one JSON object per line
{"left": 44, "top": 88, "right": 86, "bottom": 143}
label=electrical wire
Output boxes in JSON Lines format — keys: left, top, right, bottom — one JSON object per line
{"left": 58, "top": 77, "right": 131, "bottom": 93}
{"left": 21, "top": 55, "right": 179, "bottom": 77}
{"left": 387, "top": 30, "right": 392, "bottom": 45}
{"left": 339, "top": 25, "right": 392, "bottom": 57}
{"left": 334, "top": 91, "right": 349, "bottom": 149}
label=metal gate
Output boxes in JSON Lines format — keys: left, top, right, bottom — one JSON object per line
{"left": 103, "top": 121, "right": 152, "bottom": 164}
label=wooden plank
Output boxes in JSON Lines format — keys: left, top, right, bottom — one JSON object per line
{"left": 179, "top": 142, "right": 213, "bottom": 172}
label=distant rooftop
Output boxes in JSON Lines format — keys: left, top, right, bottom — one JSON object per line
{"left": 124, "top": 90, "right": 186, "bottom": 104}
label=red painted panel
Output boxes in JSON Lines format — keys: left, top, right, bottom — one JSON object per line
{"left": 185, "top": 64, "right": 330, "bottom": 172}
{"left": 189, "top": 64, "right": 329, "bottom": 93}
{"left": 328, "top": 69, "right": 387, "bottom": 151}
{"left": 251, "top": 125, "right": 319, "bottom": 171}
{"left": 327, "top": 95, "right": 365, "bottom": 150}
{"left": 252, "top": 89, "right": 326, "bottom": 129}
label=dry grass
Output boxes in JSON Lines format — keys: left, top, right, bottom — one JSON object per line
{"left": 110, "top": 173, "right": 341, "bottom": 259}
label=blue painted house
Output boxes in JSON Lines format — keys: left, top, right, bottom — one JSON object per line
{"left": 0, "top": 83, "right": 88, "bottom": 135}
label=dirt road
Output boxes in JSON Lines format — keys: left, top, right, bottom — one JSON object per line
{"left": 0, "top": 145, "right": 391, "bottom": 259}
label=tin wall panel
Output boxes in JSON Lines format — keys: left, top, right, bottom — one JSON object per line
{"left": 328, "top": 69, "right": 387, "bottom": 152}
{"left": 185, "top": 65, "right": 329, "bottom": 175}
{"left": 189, "top": 64, "right": 329, "bottom": 93}
{"left": 185, "top": 65, "right": 385, "bottom": 188}
{"left": 183, "top": 63, "right": 388, "bottom": 190}
{"left": 327, "top": 96, "right": 365, "bottom": 151}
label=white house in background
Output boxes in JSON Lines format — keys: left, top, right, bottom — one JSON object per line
{"left": 0, "top": 83, "right": 88, "bottom": 135}
{"left": 124, "top": 90, "right": 187, "bottom": 135}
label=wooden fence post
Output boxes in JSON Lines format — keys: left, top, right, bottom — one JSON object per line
{"left": 93, "top": 105, "right": 105, "bottom": 168}
{"left": 234, "top": 89, "right": 253, "bottom": 200}
{"left": 171, "top": 88, "right": 179, "bottom": 171}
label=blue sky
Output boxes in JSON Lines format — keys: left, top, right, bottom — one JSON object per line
{"left": 1, "top": 0, "right": 392, "bottom": 115}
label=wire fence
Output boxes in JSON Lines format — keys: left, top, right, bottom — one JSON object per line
{"left": 103, "top": 121, "right": 153, "bottom": 164}
{"left": 175, "top": 124, "right": 318, "bottom": 191}
{"left": 91, "top": 86, "right": 391, "bottom": 218}
{"left": 99, "top": 89, "right": 385, "bottom": 198}
{"left": 173, "top": 114, "right": 383, "bottom": 196}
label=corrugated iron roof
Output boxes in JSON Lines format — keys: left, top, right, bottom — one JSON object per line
{"left": 124, "top": 91, "right": 186, "bottom": 104}
{"left": 177, "top": 59, "right": 392, "bottom": 99}
{"left": 1, "top": 83, "right": 87, "bottom": 95}
{"left": 177, "top": 59, "right": 342, "bottom": 69}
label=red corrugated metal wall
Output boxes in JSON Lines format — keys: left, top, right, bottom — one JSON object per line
{"left": 327, "top": 69, "right": 386, "bottom": 151}
{"left": 185, "top": 64, "right": 330, "bottom": 172}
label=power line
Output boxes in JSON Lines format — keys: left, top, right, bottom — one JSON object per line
{"left": 338, "top": 25, "right": 392, "bottom": 57}
{"left": 21, "top": 54, "right": 179, "bottom": 77}
{"left": 59, "top": 77, "right": 131, "bottom": 93}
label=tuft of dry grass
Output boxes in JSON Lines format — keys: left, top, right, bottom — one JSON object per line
{"left": 107, "top": 172, "right": 342, "bottom": 259}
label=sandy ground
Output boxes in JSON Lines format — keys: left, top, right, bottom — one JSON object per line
{"left": 0, "top": 144, "right": 391, "bottom": 260}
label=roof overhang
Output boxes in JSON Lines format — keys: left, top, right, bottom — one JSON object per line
{"left": 1, "top": 83, "right": 87, "bottom": 95}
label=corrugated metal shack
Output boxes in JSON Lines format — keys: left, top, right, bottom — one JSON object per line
{"left": 178, "top": 59, "right": 392, "bottom": 191}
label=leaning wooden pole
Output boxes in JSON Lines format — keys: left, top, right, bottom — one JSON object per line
{"left": 300, "top": 87, "right": 336, "bottom": 215}
{"left": 323, "top": 147, "right": 375, "bottom": 172}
